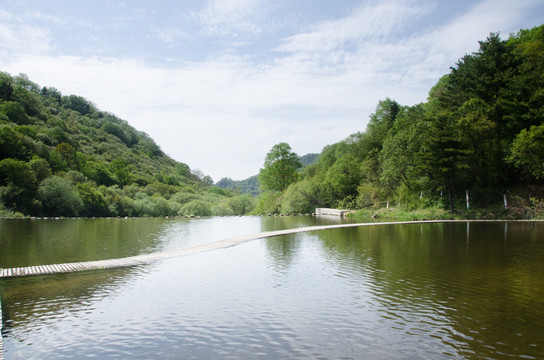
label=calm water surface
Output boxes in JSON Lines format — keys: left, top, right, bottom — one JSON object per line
{"left": 0, "top": 217, "right": 543, "bottom": 359}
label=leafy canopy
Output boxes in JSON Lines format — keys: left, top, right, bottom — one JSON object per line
{"left": 259, "top": 142, "right": 301, "bottom": 192}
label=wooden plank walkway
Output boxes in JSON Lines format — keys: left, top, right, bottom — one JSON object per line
{"left": 0, "top": 219, "right": 540, "bottom": 279}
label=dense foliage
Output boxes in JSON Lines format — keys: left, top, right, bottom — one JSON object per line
{"left": 0, "top": 73, "right": 255, "bottom": 217}
{"left": 255, "top": 26, "right": 544, "bottom": 216}
{"left": 258, "top": 142, "right": 301, "bottom": 192}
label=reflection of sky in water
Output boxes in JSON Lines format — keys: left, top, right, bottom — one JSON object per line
{"left": 0, "top": 216, "right": 351, "bottom": 268}
{"left": 1, "top": 220, "right": 544, "bottom": 359}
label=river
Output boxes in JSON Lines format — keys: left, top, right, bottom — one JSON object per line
{"left": 0, "top": 217, "right": 543, "bottom": 359}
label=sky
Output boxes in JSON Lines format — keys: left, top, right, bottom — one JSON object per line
{"left": 0, "top": 0, "right": 543, "bottom": 181}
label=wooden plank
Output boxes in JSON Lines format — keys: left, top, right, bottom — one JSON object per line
{"left": 63, "top": 263, "right": 75, "bottom": 272}
{"left": 57, "top": 264, "right": 68, "bottom": 272}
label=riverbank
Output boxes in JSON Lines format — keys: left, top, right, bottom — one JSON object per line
{"left": 351, "top": 202, "right": 544, "bottom": 221}
{"left": 2, "top": 191, "right": 543, "bottom": 221}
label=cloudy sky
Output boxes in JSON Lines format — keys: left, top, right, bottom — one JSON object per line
{"left": 1, "top": 0, "right": 542, "bottom": 181}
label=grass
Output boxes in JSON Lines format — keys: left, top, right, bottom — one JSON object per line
{"left": 351, "top": 206, "right": 454, "bottom": 221}
{"left": 350, "top": 203, "right": 544, "bottom": 221}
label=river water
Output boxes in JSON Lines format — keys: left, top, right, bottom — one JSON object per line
{"left": 0, "top": 217, "right": 543, "bottom": 359}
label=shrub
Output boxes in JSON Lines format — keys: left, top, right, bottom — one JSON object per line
{"left": 38, "top": 176, "right": 83, "bottom": 216}
{"left": 170, "top": 192, "right": 201, "bottom": 204}
{"left": 180, "top": 200, "right": 212, "bottom": 216}
{"left": 280, "top": 180, "right": 318, "bottom": 214}
{"left": 213, "top": 202, "right": 235, "bottom": 216}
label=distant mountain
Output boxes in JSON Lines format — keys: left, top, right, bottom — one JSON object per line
{"left": 300, "top": 153, "right": 318, "bottom": 167}
{"left": 216, "top": 153, "right": 319, "bottom": 195}
{"left": 215, "top": 175, "right": 260, "bottom": 196}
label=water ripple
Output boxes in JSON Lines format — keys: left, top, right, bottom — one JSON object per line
{"left": 2, "top": 221, "right": 544, "bottom": 359}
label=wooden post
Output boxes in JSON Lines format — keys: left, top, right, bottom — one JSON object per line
{"left": 466, "top": 190, "right": 470, "bottom": 209}
{"left": 503, "top": 194, "right": 508, "bottom": 209}
{"left": 386, "top": 200, "right": 390, "bottom": 209}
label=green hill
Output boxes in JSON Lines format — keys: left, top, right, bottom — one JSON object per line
{"left": 254, "top": 25, "right": 544, "bottom": 218}
{"left": 0, "top": 73, "right": 254, "bottom": 217}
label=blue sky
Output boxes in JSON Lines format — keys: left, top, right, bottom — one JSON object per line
{"left": 1, "top": 0, "right": 543, "bottom": 181}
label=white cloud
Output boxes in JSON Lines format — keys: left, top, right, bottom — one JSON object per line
{"left": 198, "top": 0, "right": 264, "bottom": 37}
{"left": 1, "top": 0, "right": 542, "bottom": 180}
{"left": 155, "top": 27, "right": 190, "bottom": 44}
{"left": 0, "top": 20, "right": 53, "bottom": 59}
{"left": 390, "top": 0, "right": 544, "bottom": 90}
{"left": 277, "top": 0, "right": 427, "bottom": 54}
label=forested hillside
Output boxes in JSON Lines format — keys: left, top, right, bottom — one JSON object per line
{"left": 0, "top": 73, "right": 254, "bottom": 217}
{"left": 256, "top": 25, "right": 544, "bottom": 218}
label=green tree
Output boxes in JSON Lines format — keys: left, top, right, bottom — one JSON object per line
{"left": 28, "top": 158, "right": 52, "bottom": 182}
{"left": 418, "top": 112, "right": 468, "bottom": 212}
{"left": 322, "top": 153, "right": 361, "bottom": 204}
{"left": 226, "top": 194, "right": 255, "bottom": 215}
{"left": 12, "top": 86, "right": 42, "bottom": 117}
{"left": 61, "top": 95, "right": 95, "bottom": 115}
{"left": 0, "top": 158, "right": 40, "bottom": 214}
{"left": 110, "top": 159, "right": 132, "bottom": 187}
{"left": 0, "top": 72, "right": 14, "bottom": 101}
{"left": 259, "top": 143, "right": 301, "bottom": 192}
{"left": 1, "top": 101, "right": 29, "bottom": 124}
{"left": 0, "top": 158, "right": 36, "bottom": 188}
{"left": 280, "top": 179, "right": 322, "bottom": 213}
{"left": 380, "top": 104, "right": 428, "bottom": 191}
{"left": 254, "top": 191, "right": 281, "bottom": 215}
{"left": 0, "top": 126, "right": 29, "bottom": 160}
{"left": 365, "top": 98, "right": 401, "bottom": 149}
{"left": 508, "top": 124, "right": 544, "bottom": 181}
{"left": 55, "top": 142, "right": 77, "bottom": 167}
{"left": 77, "top": 182, "right": 110, "bottom": 217}
{"left": 38, "top": 176, "right": 83, "bottom": 216}
{"left": 180, "top": 199, "right": 212, "bottom": 216}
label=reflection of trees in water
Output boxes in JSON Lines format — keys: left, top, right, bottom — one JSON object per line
{"left": 0, "top": 266, "right": 144, "bottom": 334}
{"left": 260, "top": 215, "right": 348, "bottom": 272}
{"left": 312, "top": 222, "right": 544, "bottom": 359}
{"left": 260, "top": 215, "right": 349, "bottom": 233}
{"left": 264, "top": 234, "right": 300, "bottom": 271}
{"left": 0, "top": 218, "right": 172, "bottom": 267}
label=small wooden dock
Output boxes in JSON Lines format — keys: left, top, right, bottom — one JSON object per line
{"left": 315, "top": 208, "right": 354, "bottom": 217}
